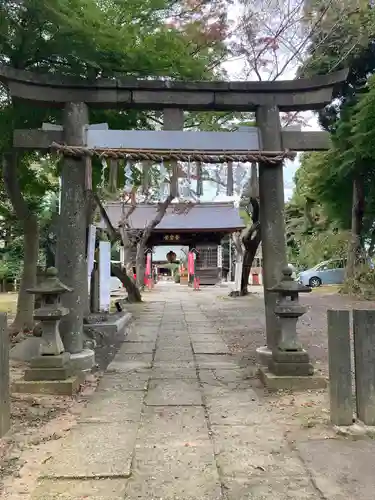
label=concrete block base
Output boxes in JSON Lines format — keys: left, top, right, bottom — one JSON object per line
{"left": 70, "top": 349, "right": 95, "bottom": 373}
{"left": 269, "top": 360, "right": 314, "bottom": 376}
{"left": 84, "top": 312, "right": 132, "bottom": 339}
{"left": 256, "top": 346, "right": 272, "bottom": 366}
{"left": 24, "top": 367, "right": 71, "bottom": 381}
{"left": 12, "top": 376, "right": 81, "bottom": 396}
{"left": 259, "top": 368, "right": 327, "bottom": 391}
{"left": 30, "top": 352, "right": 70, "bottom": 369}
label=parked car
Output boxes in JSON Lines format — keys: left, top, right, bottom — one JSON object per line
{"left": 299, "top": 259, "right": 346, "bottom": 287}
{"left": 110, "top": 276, "right": 123, "bottom": 292}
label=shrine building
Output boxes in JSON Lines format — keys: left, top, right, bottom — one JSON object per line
{"left": 101, "top": 201, "right": 245, "bottom": 285}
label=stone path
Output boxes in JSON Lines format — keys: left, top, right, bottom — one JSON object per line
{"left": 30, "top": 283, "right": 375, "bottom": 499}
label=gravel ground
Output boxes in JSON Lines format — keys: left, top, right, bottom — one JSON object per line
{"left": 200, "top": 288, "right": 375, "bottom": 377}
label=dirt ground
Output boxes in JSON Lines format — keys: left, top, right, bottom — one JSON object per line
{"left": 214, "top": 288, "right": 375, "bottom": 378}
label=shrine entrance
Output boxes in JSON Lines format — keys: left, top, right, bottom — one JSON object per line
{"left": 1, "top": 64, "right": 348, "bottom": 382}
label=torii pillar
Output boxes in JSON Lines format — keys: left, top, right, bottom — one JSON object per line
{"left": 56, "top": 102, "right": 94, "bottom": 372}
{"left": 256, "top": 105, "right": 287, "bottom": 365}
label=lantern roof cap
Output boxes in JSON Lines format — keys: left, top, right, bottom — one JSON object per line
{"left": 27, "top": 267, "right": 73, "bottom": 295}
{"left": 268, "top": 267, "right": 311, "bottom": 294}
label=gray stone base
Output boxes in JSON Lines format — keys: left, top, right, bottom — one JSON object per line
{"left": 269, "top": 360, "right": 314, "bottom": 376}
{"left": 84, "top": 312, "right": 132, "bottom": 338}
{"left": 259, "top": 368, "right": 327, "bottom": 391}
{"left": 30, "top": 352, "right": 71, "bottom": 369}
{"left": 12, "top": 376, "right": 81, "bottom": 396}
{"left": 256, "top": 346, "right": 272, "bottom": 366}
{"left": 70, "top": 349, "right": 95, "bottom": 373}
{"left": 25, "top": 367, "right": 71, "bottom": 381}
{"left": 273, "top": 349, "right": 310, "bottom": 364}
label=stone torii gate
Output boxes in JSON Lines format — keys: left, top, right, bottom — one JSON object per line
{"left": 0, "top": 66, "right": 347, "bottom": 377}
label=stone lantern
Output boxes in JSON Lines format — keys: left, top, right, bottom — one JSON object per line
{"left": 267, "top": 267, "right": 313, "bottom": 377}
{"left": 22, "top": 267, "right": 75, "bottom": 386}
{"left": 27, "top": 267, "right": 72, "bottom": 356}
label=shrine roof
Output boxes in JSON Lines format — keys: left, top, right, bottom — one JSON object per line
{"left": 101, "top": 201, "right": 245, "bottom": 232}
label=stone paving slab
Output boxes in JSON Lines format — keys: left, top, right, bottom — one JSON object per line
{"left": 137, "top": 406, "right": 209, "bottom": 442}
{"left": 212, "top": 424, "right": 306, "bottom": 478}
{"left": 150, "top": 362, "right": 197, "bottom": 379}
{"left": 159, "top": 327, "right": 188, "bottom": 334}
{"left": 190, "top": 333, "right": 225, "bottom": 343}
{"left": 79, "top": 390, "right": 144, "bottom": 423}
{"left": 195, "top": 354, "right": 238, "bottom": 369}
{"left": 42, "top": 423, "right": 138, "bottom": 479}
{"left": 154, "top": 347, "right": 194, "bottom": 362}
{"left": 222, "top": 475, "right": 320, "bottom": 500}
{"left": 204, "top": 387, "right": 274, "bottom": 426}
{"left": 32, "top": 478, "right": 127, "bottom": 500}
{"left": 96, "top": 372, "right": 149, "bottom": 392}
{"left": 126, "top": 441, "right": 222, "bottom": 499}
{"left": 193, "top": 341, "right": 229, "bottom": 354}
{"left": 107, "top": 353, "right": 153, "bottom": 372}
{"left": 121, "top": 341, "right": 156, "bottom": 353}
{"left": 296, "top": 439, "right": 375, "bottom": 500}
{"left": 145, "top": 379, "right": 203, "bottom": 406}
{"left": 125, "top": 331, "right": 158, "bottom": 342}
{"left": 188, "top": 326, "right": 220, "bottom": 334}
{"left": 200, "top": 367, "right": 257, "bottom": 387}
{"left": 157, "top": 336, "right": 191, "bottom": 348}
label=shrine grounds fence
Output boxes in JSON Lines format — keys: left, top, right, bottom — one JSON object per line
{"left": 328, "top": 309, "right": 375, "bottom": 426}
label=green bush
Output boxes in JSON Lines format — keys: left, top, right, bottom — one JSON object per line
{"left": 340, "top": 265, "right": 375, "bottom": 300}
{"left": 174, "top": 273, "right": 180, "bottom": 283}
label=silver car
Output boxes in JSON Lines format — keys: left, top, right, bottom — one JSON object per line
{"left": 299, "top": 259, "right": 346, "bottom": 288}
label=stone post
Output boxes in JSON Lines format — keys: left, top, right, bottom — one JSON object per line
{"left": 0, "top": 313, "right": 9, "bottom": 437}
{"left": 56, "top": 102, "right": 94, "bottom": 372}
{"left": 353, "top": 310, "right": 375, "bottom": 425}
{"left": 327, "top": 310, "right": 353, "bottom": 426}
{"left": 256, "top": 105, "right": 287, "bottom": 365}
{"left": 163, "top": 109, "right": 184, "bottom": 197}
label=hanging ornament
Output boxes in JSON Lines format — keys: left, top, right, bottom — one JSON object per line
{"left": 184, "top": 156, "right": 192, "bottom": 199}
{"left": 235, "top": 162, "right": 245, "bottom": 195}
{"left": 196, "top": 162, "right": 203, "bottom": 197}
{"left": 124, "top": 159, "right": 133, "bottom": 193}
{"left": 159, "top": 159, "right": 169, "bottom": 199}
{"left": 215, "top": 165, "right": 221, "bottom": 196}
{"left": 226, "top": 161, "right": 234, "bottom": 196}
{"left": 142, "top": 161, "right": 151, "bottom": 194}
{"left": 100, "top": 158, "right": 107, "bottom": 189}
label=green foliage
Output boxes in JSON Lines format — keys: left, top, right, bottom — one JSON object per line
{"left": 340, "top": 265, "right": 375, "bottom": 300}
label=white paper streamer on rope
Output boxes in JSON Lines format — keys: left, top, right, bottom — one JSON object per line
{"left": 184, "top": 156, "right": 192, "bottom": 199}
{"left": 100, "top": 158, "right": 107, "bottom": 188}
{"left": 215, "top": 165, "right": 221, "bottom": 196}
{"left": 159, "top": 159, "right": 169, "bottom": 199}
{"left": 235, "top": 162, "right": 245, "bottom": 195}
{"left": 124, "top": 159, "right": 133, "bottom": 193}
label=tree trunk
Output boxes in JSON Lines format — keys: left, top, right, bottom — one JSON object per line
{"left": 240, "top": 197, "right": 261, "bottom": 295}
{"left": 346, "top": 177, "right": 365, "bottom": 279}
{"left": 136, "top": 242, "right": 146, "bottom": 289}
{"left": 241, "top": 230, "right": 262, "bottom": 295}
{"left": 111, "top": 264, "right": 142, "bottom": 303}
{"left": 2, "top": 153, "right": 39, "bottom": 334}
{"left": 13, "top": 216, "right": 39, "bottom": 332}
